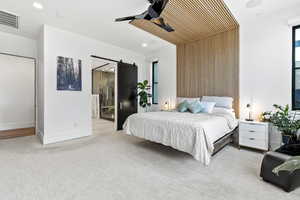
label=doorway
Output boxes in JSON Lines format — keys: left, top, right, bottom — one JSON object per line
{"left": 91, "top": 57, "right": 116, "bottom": 132}
{"left": 91, "top": 56, "right": 138, "bottom": 133}
{"left": 0, "top": 53, "right": 36, "bottom": 139}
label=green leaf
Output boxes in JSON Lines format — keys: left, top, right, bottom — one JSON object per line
{"left": 137, "top": 80, "right": 152, "bottom": 108}
{"left": 273, "top": 156, "right": 300, "bottom": 176}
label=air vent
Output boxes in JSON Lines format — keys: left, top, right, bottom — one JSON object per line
{"left": 0, "top": 10, "right": 19, "bottom": 29}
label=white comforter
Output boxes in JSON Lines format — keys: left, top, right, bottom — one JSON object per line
{"left": 123, "top": 111, "right": 238, "bottom": 165}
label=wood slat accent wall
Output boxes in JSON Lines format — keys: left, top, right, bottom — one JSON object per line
{"left": 130, "top": 0, "right": 240, "bottom": 115}
{"left": 177, "top": 28, "right": 239, "bottom": 115}
{"left": 131, "top": 0, "right": 238, "bottom": 45}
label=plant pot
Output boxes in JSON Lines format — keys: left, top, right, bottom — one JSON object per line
{"left": 282, "top": 134, "right": 298, "bottom": 145}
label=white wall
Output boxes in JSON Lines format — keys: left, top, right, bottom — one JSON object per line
{"left": 0, "top": 54, "right": 35, "bottom": 130}
{"left": 145, "top": 44, "right": 177, "bottom": 110}
{"left": 37, "top": 27, "right": 44, "bottom": 140}
{"left": 238, "top": 14, "right": 293, "bottom": 120}
{"left": 0, "top": 31, "right": 37, "bottom": 131}
{"left": 0, "top": 31, "right": 37, "bottom": 58}
{"left": 39, "top": 25, "right": 147, "bottom": 144}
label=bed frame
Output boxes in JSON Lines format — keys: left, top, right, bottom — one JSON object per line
{"left": 212, "top": 127, "right": 239, "bottom": 156}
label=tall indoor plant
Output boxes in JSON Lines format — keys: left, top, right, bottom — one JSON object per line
{"left": 264, "top": 104, "right": 300, "bottom": 145}
{"left": 137, "top": 80, "right": 152, "bottom": 111}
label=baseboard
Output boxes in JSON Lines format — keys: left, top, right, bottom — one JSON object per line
{"left": 0, "top": 122, "right": 35, "bottom": 131}
{"left": 37, "top": 130, "right": 44, "bottom": 144}
{"left": 42, "top": 129, "right": 92, "bottom": 145}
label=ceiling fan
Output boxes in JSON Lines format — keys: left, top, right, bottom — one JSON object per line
{"left": 115, "top": 0, "right": 174, "bottom": 32}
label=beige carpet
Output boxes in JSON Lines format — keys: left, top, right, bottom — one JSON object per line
{"left": 0, "top": 119, "right": 299, "bottom": 200}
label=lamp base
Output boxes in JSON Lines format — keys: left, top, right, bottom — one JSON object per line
{"left": 245, "top": 118, "right": 254, "bottom": 122}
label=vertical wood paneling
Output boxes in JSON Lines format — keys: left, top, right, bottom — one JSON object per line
{"left": 177, "top": 28, "right": 240, "bottom": 116}
{"left": 130, "top": 0, "right": 240, "bottom": 115}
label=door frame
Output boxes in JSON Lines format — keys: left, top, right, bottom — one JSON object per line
{"left": 91, "top": 55, "right": 119, "bottom": 131}
{"left": 90, "top": 55, "right": 137, "bottom": 131}
{"left": 0, "top": 52, "right": 37, "bottom": 136}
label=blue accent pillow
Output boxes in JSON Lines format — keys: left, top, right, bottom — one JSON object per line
{"left": 177, "top": 100, "right": 189, "bottom": 112}
{"left": 187, "top": 100, "right": 203, "bottom": 114}
{"left": 200, "top": 101, "right": 216, "bottom": 113}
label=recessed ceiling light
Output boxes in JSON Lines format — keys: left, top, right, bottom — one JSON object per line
{"left": 246, "top": 0, "right": 262, "bottom": 8}
{"left": 33, "top": 2, "right": 44, "bottom": 10}
{"left": 142, "top": 43, "right": 148, "bottom": 47}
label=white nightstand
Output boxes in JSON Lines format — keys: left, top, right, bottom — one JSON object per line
{"left": 239, "top": 120, "right": 270, "bottom": 151}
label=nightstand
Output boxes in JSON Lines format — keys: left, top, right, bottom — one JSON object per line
{"left": 239, "top": 120, "right": 270, "bottom": 151}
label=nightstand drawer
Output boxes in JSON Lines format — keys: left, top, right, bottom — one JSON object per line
{"left": 239, "top": 129, "right": 266, "bottom": 140}
{"left": 239, "top": 137, "right": 267, "bottom": 150}
{"left": 239, "top": 123, "right": 266, "bottom": 133}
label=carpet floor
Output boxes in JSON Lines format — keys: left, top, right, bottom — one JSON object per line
{"left": 0, "top": 119, "right": 299, "bottom": 200}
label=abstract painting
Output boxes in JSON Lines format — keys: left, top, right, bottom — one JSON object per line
{"left": 57, "top": 56, "right": 82, "bottom": 91}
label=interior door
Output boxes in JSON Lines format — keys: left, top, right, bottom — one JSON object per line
{"left": 0, "top": 54, "right": 35, "bottom": 138}
{"left": 117, "top": 61, "right": 138, "bottom": 130}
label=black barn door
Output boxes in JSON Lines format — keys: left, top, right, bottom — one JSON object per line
{"left": 117, "top": 61, "right": 138, "bottom": 130}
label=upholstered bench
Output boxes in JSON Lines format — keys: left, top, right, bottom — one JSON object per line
{"left": 260, "top": 144, "right": 300, "bottom": 192}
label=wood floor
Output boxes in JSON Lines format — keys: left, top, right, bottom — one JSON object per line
{"left": 0, "top": 127, "right": 35, "bottom": 139}
{"left": 0, "top": 119, "right": 112, "bottom": 140}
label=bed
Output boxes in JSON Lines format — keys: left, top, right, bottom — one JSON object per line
{"left": 123, "top": 97, "right": 238, "bottom": 165}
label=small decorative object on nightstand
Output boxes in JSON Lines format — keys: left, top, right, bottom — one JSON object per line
{"left": 245, "top": 103, "right": 254, "bottom": 121}
{"left": 163, "top": 101, "right": 170, "bottom": 111}
{"left": 239, "top": 120, "right": 270, "bottom": 151}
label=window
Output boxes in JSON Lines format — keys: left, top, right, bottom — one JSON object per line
{"left": 152, "top": 61, "right": 158, "bottom": 104}
{"left": 292, "top": 25, "right": 300, "bottom": 110}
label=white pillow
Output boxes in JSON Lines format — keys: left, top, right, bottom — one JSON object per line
{"left": 176, "top": 97, "right": 200, "bottom": 105}
{"left": 201, "top": 96, "right": 233, "bottom": 109}
{"left": 212, "top": 107, "right": 236, "bottom": 118}
{"left": 200, "top": 101, "right": 216, "bottom": 113}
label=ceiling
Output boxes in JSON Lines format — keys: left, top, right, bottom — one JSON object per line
{"left": 223, "top": 0, "right": 300, "bottom": 23}
{"left": 132, "top": 0, "right": 239, "bottom": 45}
{"left": 0, "top": 0, "right": 172, "bottom": 55}
{"left": 0, "top": 0, "right": 300, "bottom": 55}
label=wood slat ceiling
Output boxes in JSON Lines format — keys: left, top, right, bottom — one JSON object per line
{"left": 131, "top": 0, "right": 239, "bottom": 44}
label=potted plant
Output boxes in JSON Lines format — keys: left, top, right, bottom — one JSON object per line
{"left": 137, "top": 80, "right": 152, "bottom": 111}
{"left": 265, "top": 104, "right": 300, "bottom": 145}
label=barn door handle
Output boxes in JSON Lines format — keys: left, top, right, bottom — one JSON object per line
{"left": 120, "top": 102, "right": 123, "bottom": 110}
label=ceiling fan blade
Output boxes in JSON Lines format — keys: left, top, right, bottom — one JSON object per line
{"left": 115, "top": 16, "right": 138, "bottom": 22}
{"left": 152, "top": 19, "right": 174, "bottom": 32}
{"left": 161, "top": 0, "right": 169, "bottom": 10}
{"left": 115, "top": 12, "right": 147, "bottom": 22}
{"left": 153, "top": 17, "right": 174, "bottom": 32}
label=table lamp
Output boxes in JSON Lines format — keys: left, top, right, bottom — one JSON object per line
{"left": 246, "top": 103, "right": 254, "bottom": 121}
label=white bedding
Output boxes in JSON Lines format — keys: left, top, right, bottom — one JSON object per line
{"left": 123, "top": 111, "right": 238, "bottom": 165}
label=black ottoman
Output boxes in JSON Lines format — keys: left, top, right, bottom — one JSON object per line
{"left": 260, "top": 145, "right": 300, "bottom": 192}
